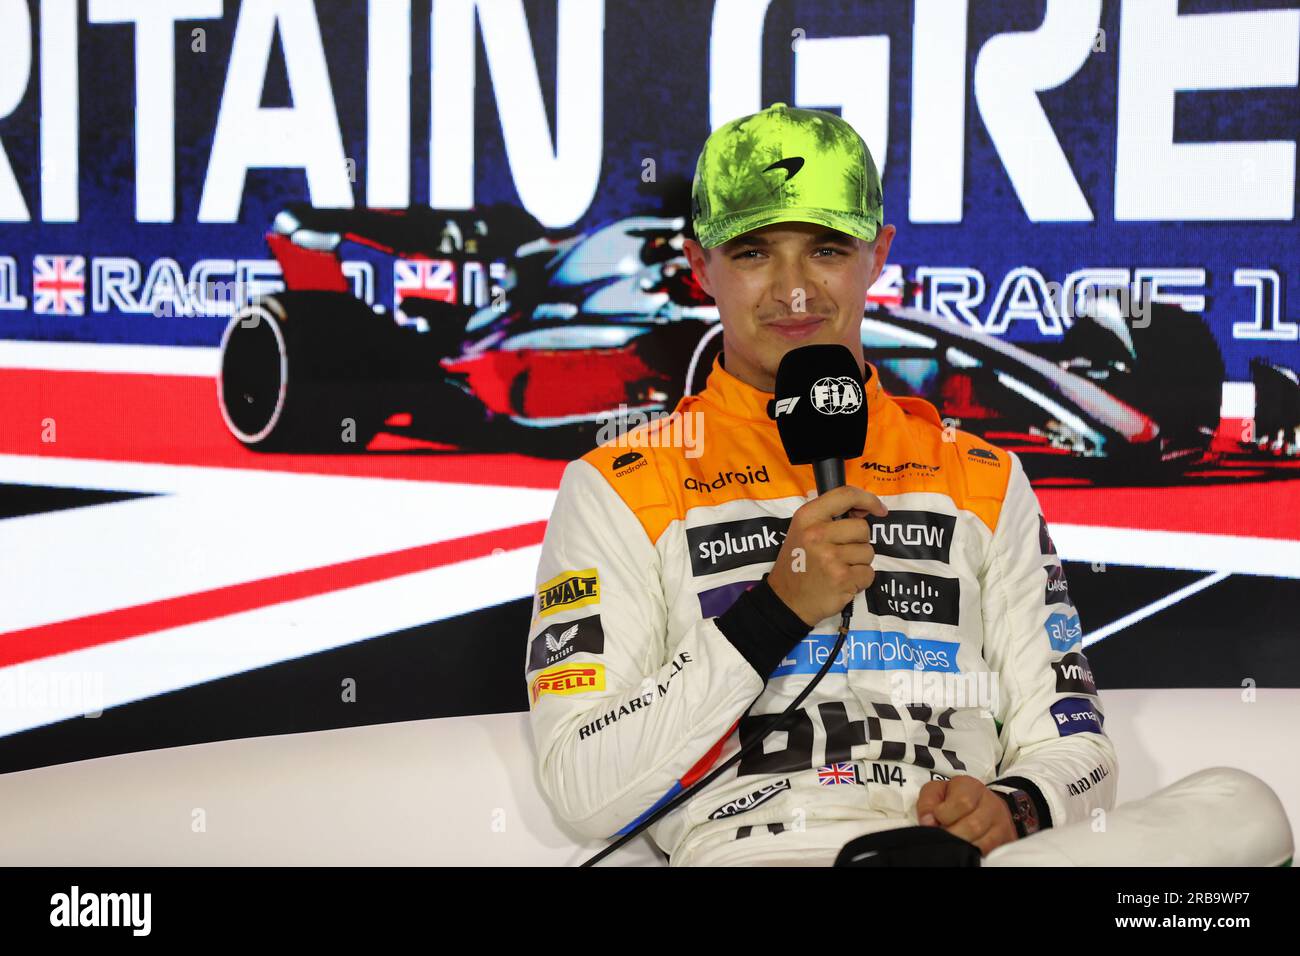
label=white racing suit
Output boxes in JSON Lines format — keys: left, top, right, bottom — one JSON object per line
{"left": 527, "top": 354, "right": 1124, "bottom": 866}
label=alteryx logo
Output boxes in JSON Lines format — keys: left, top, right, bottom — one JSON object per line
{"left": 770, "top": 630, "right": 959, "bottom": 677}
{"left": 1044, "top": 612, "right": 1082, "bottom": 652}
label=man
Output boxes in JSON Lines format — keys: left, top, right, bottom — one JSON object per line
{"left": 525, "top": 102, "right": 1116, "bottom": 865}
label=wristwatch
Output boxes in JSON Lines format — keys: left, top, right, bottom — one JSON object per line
{"left": 989, "top": 784, "right": 1042, "bottom": 839}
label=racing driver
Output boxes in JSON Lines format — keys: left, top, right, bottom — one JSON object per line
{"left": 524, "top": 102, "right": 1116, "bottom": 866}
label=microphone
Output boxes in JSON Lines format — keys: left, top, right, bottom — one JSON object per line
{"left": 769, "top": 344, "right": 870, "bottom": 629}
{"left": 769, "top": 343, "right": 869, "bottom": 496}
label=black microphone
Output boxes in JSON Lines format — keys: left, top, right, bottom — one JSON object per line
{"left": 769, "top": 344, "right": 870, "bottom": 629}
{"left": 770, "top": 344, "right": 869, "bottom": 496}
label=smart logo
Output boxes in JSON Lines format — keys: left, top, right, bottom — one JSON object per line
{"left": 1050, "top": 697, "right": 1105, "bottom": 737}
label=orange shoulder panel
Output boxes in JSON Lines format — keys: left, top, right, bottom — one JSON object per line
{"left": 863, "top": 395, "right": 1013, "bottom": 533}
{"left": 579, "top": 413, "right": 681, "bottom": 544}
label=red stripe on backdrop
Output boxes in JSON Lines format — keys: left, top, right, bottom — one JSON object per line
{"left": 0, "top": 369, "right": 568, "bottom": 488}
{"left": 0, "top": 520, "right": 548, "bottom": 668}
{"left": 1035, "top": 480, "right": 1300, "bottom": 541}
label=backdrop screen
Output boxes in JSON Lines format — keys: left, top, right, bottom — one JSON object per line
{"left": 0, "top": 0, "right": 1296, "bottom": 772}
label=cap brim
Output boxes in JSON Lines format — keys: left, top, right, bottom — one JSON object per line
{"left": 698, "top": 206, "right": 880, "bottom": 249}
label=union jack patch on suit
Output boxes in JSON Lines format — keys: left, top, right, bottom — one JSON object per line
{"left": 816, "top": 762, "right": 861, "bottom": 786}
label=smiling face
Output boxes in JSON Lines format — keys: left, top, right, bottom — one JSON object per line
{"left": 683, "top": 220, "right": 895, "bottom": 392}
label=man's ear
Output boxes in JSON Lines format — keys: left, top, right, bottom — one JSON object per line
{"left": 683, "top": 238, "right": 715, "bottom": 298}
{"left": 866, "top": 225, "right": 896, "bottom": 286}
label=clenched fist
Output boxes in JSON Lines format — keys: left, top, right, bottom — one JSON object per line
{"left": 916, "top": 775, "right": 1019, "bottom": 856}
{"left": 767, "top": 484, "right": 889, "bottom": 627}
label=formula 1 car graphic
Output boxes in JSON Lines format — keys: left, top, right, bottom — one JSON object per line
{"left": 217, "top": 204, "right": 1300, "bottom": 479}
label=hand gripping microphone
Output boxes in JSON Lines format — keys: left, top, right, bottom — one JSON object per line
{"left": 770, "top": 343, "right": 870, "bottom": 629}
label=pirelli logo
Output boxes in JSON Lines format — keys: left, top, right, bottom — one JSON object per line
{"left": 536, "top": 568, "right": 600, "bottom": 618}
{"left": 530, "top": 664, "right": 605, "bottom": 704}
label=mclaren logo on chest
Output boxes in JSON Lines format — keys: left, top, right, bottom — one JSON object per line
{"left": 861, "top": 461, "right": 941, "bottom": 479}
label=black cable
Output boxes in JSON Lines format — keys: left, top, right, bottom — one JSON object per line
{"left": 580, "top": 596, "right": 855, "bottom": 867}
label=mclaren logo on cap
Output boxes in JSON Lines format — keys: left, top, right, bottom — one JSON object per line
{"left": 810, "top": 377, "right": 863, "bottom": 415}
{"left": 764, "top": 156, "right": 805, "bottom": 183}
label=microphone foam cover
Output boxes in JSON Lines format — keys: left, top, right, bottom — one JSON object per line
{"left": 772, "top": 344, "right": 868, "bottom": 465}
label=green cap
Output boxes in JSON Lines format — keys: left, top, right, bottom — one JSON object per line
{"left": 690, "top": 102, "right": 883, "bottom": 249}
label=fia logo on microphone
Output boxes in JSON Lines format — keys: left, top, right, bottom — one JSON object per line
{"left": 773, "top": 397, "right": 800, "bottom": 416}
{"left": 810, "top": 377, "right": 863, "bottom": 415}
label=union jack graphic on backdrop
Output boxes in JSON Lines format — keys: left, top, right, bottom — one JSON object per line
{"left": 32, "top": 255, "right": 86, "bottom": 315}
{"left": 816, "top": 762, "right": 861, "bottom": 786}
{"left": 393, "top": 258, "right": 457, "bottom": 316}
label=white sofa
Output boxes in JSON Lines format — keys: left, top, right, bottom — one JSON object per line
{"left": 0, "top": 688, "right": 1293, "bottom": 865}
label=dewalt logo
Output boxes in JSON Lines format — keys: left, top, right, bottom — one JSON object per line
{"left": 537, "top": 568, "right": 600, "bottom": 618}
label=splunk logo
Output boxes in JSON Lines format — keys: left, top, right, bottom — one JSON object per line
{"left": 687, "top": 515, "right": 790, "bottom": 576}
{"left": 770, "top": 630, "right": 960, "bottom": 677}
{"left": 867, "top": 510, "right": 955, "bottom": 562}
{"left": 682, "top": 463, "right": 770, "bottom": 494}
